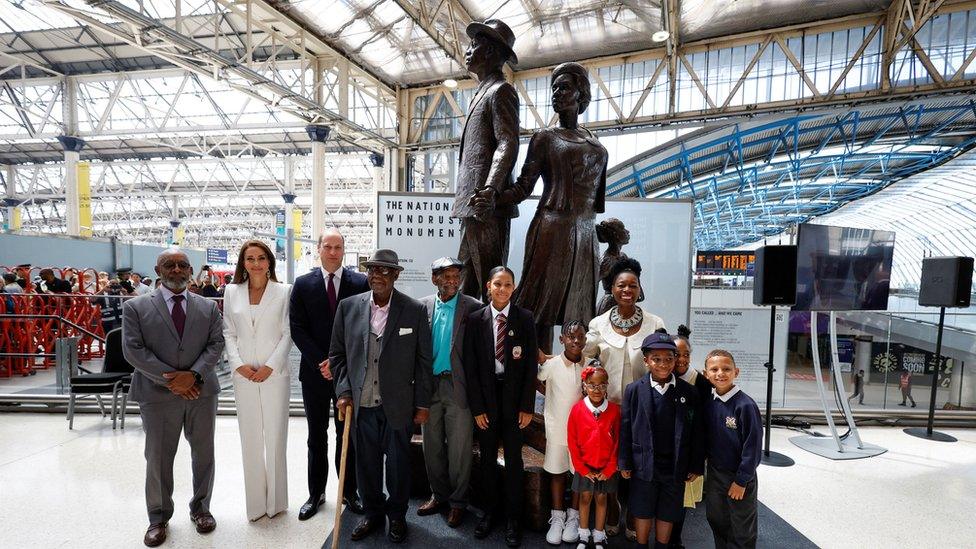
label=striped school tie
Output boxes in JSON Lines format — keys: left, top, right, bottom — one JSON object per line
{"left": 495, "top": 313, "right": 507, "bottom": 364}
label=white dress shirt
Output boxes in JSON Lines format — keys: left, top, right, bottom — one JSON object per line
{"left": 491, "top": 302, "right": 511, "bottom": 375}
{"left": 650, "top": 373, "right": 677, "bottom": 395}
{"left": 158, "top": 284, "right": 189, "bottom": 314}
{"left": 321, "top": 266, "right": 342, "bottom": 295}
{"left": 712, "top": 385, "right": 741, "bottom": 402}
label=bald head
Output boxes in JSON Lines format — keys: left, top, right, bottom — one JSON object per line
{"left": 155, "top": 248, "right": 192, "bottom": 291}
{"left": 318, "top": 229, "right": 345, "bottom": 272}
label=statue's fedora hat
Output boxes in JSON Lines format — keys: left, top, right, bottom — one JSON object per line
{"left": 466, "top": 19, "right": 518, "bottom": 65}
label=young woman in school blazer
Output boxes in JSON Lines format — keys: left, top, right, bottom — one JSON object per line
{"left": 222, "top": 239, "right": 293, "bottom": 521}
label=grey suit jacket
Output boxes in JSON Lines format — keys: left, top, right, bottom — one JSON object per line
{"left": 454, "top": 72, "right": 520, "bottom": 220}
{"left": 330, "top": 289, "right": 434, "bottom": 429}
{"left": 419, "top": 292, "right": 482, "bottom": 410}
{"left": 122, "top": 290, "right": 225, "bottom": 403}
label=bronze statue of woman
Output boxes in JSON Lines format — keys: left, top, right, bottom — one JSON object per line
{"left": 497, "top": 62, "right": 608, "bottom": 353}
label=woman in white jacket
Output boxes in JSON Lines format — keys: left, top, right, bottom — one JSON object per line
{"left": 223, "top": 239, "right": 293, "bottom": 521}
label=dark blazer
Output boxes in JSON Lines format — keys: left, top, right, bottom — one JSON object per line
{"left": 463, "top": 303, "right": 538, "bottom": 421}
{"left": 454, "top": 72, "right": 520, "bottom": 220}
{"left": 420, "top": 292, "right": 483, "bottom": 410}
{"left": 290, "top": 267, "right": 369, "bottom": 385}
{"left": 618, "top": 376, "right": 705, "bottom": 481}
{"left": 330, "top": 289, "right": 434, "bottom": 430}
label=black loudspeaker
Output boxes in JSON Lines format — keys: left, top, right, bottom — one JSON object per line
{"left": 918, "top": 256, "right": 973, "bottom": 308}
{"left": 753, "top": 245, "right": 797, "bottom": 306}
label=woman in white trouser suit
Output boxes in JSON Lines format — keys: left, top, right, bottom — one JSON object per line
{"left": 223, "top": 240, "right": 293, "bottom": 521}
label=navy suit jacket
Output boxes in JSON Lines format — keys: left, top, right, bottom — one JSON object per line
{"left": 618, "top": 375, "right": 705, "bottom": 481}
{"left": 289, "top": 266, "right": 369, "bottom": 388}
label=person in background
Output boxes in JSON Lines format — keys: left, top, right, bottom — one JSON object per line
{"left": 222, "top": 240, "right": 293, "bottom": 522}
{"left": 417, "top": 257, "right": 482, "bottom": 528}
{"left": 198, "top": 267, "right": 219, "bottom": 298}
{"left": 131, "top": 273, "right": 152, "bottom": 296}
{"left": 670, "top": 325, "right": 710, "bottom": 549}
{"left": 97, "top": 278, "right": 125, "bottom": 333}
{"left": 39, "top": 268, "right": 72, "bottom": 293}
{"left": 702, "top": 350, "right": 762, "bottom": 549}
{"left": 97, "top": 271, "right": 110, "bottom": 291}
{"left": 3, "top": 273, "right": 23, "bottom": 294}
{"left": 15, "top": 264, "right": 31, "bottom": 290}
{"left": 154, "top": 279, "right": 163, "bottom": 289}
{"left": 121, "top": 248, "right": 225, "bottom": 547}
{"left": 538, "top": 321, "right": 586, "bottom": 545}
{"left": 463, "top": 266, "right": 538, "bottom": 546}
{"left": 899, "top": 370, "right": 916, "bottom": 408}
{"left": 568, "top": 364, "right": 621, "bottom": 549}
{"left": 849, "top": 367, "right": 865, "bottom": 406}
{"left": 290, "top": 228, "right": 369, "bottom": 519}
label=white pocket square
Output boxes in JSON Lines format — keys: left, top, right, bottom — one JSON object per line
{"left": 399, "top": 327, "right": 413, "bottom": 336}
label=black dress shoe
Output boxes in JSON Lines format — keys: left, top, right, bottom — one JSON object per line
{"left": 350, "top": 517, "right": 383, "bottom": 541}
{"left": 474, "top": 513, "right": 493, "bottom": 539}
{"left": 505, "top": 518, "right": 521, "bottom": 547}
{"left": 388, "top": 519, "right": 408, "bottom": 543}
{"left": 298, "top": 494, "right": 324, "bottom": 521}
{"left": 344, "top": 495, "right": 365, "bottom": 515}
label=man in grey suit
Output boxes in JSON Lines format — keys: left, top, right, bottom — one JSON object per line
{"left": 122, "top": 249, "right": 225, "bottom": 547}
{"left": 416, "top": 257, "right": 482, "bottom": 527}
{"left": 332, "top": 249, "right": 434, "bottom": 544}
{"left": 454, "top": 19, "right": 520, "bottom": 299}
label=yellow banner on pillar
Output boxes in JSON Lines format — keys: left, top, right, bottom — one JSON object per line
{"left": 292, "top": 208, "right": 303, "bottom": 257}
{"left": 4, "top": 207, "right": 20, "bottom": 231}
{"left": 77, "top": 162, "right": 92, "bottom": 237}
{"left": 173, "top": 226, "right": 185, "bottom": 246}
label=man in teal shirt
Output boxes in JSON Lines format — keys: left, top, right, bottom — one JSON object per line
{"left": 418, "top": 257, "right": 483, "bottom": 527}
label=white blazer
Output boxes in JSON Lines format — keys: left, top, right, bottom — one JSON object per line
{"left": 583, "top": 307, "right": 665, "bottom": 404}
{"left": 222, "top": 282, "right": 292, "bottom": 376}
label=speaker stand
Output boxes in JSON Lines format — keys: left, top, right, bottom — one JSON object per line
{"left": 904, "top": 306, "right": 957, "bottom": 443}
{"left": 761, "top": 306, "right": 794, "bottom": 467}
{"left": 790, "top": 311, "right": 886, "bottom": 460}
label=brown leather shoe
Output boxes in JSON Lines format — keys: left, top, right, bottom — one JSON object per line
{"left": 447, "top": 507, "right": 465, "bottom": 528}
{"left": 190, "top": 512, "right": 217, "bottom": 534}
{"left": 416, "top": 496, "right": 446, "bottom": 517}
{"left": 143, "top": 523, "right": 167, "bottom": 547}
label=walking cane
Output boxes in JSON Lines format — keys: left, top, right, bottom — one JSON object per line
{"left": 331, "top": 403, "right": 353, "bottom": 549}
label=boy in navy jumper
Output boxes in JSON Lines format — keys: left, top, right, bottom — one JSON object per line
{"left": 619, "top": 332, "right": 704, "bottom": 548}
{"left": 703, "top": 349, "right": 762, "bottom": 549}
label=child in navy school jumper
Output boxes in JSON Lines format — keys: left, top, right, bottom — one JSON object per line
{"left": 702, "top": 349, "right": 763, "bottom": 549}
{"left": 567, "top": 363, "right": 620, "bottom": 549}
{"left": 619, "top": 332, "right": 704, "bottom": 549}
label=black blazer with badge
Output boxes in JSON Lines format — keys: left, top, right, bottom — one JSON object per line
{"left": 290, "top": 266, "right": 369, "bottom": 386}
{"left": 463, "top": 303, "right": 538, "bottom": 422}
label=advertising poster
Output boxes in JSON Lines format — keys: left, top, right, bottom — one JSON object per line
{"left": 870, "top": 342, "right": 952, "bottom": 387}
{"left": 689, "top": 307, "right": 788, "bottom": 406}
{"left": 376, "top": 192, "right": 695, "bottom": 331}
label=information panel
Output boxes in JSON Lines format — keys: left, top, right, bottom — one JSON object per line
{"left": 376, "top": 192, "right": 694, "bottom": 331}
{"left": 689, "top": 307, "right": 788, "bottom": 406}
{"left": 695, "top": 251, "right": 755, "bottom": 275}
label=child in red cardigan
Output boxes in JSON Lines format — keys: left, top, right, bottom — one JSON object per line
{"left": 567, "top": 364, "right": 621, "bottom": 549}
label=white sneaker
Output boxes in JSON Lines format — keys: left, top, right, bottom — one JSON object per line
{"left": 562, "top": 509, "right": 580, "bottom": 543}
{"left": 546, "top": 510, "right": 566, "bottom": 545}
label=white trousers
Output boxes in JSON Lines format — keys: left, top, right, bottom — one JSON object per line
{"left": 233, "top": 372, "right": 290, "bottom": 521}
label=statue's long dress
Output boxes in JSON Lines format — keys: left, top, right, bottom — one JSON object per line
{"left": 513, "top": 127, "right": 608, "bottom": 326}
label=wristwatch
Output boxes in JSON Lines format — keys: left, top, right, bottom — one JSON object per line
{"left": 192, "top": 371, "right": 203, "bottom": 385}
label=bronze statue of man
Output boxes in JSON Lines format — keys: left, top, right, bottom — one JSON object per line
{"left": 454, "top": 19, "right": 520, "bottom": 299}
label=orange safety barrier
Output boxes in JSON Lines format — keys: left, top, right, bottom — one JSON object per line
{"left": 1, "top": 264, "right": 111, "bottom": 377}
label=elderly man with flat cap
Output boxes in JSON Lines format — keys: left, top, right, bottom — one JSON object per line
{"left": 416, "top": 257, "right": 483, "bottom": 527}
{"left": 455, "top": 18, "right": 521, "bottom": 300}
{"left": 330, "top": 249, "right": 434, "bottom": 543}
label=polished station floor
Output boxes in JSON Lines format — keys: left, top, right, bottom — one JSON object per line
{"left": 1, "top": 413, "right": 974, "bottom": 548}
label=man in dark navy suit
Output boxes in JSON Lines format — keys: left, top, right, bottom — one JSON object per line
{"left": 290, "top": 228, "right": 370, "bottom": 520}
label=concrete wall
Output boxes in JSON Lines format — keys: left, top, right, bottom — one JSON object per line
{"left": 0, "top": 232, "right": 205, "bottom": 277}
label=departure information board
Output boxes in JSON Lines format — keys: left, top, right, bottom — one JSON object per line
{"left": 696, "top": 251, "right": 755, "bottom": 275}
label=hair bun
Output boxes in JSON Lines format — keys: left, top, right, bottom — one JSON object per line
{"left": 654, "top": 327, "right": 668, "bottom": 334}
{"left": 677, "top": 324, "right": 691, "bottom": 338}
